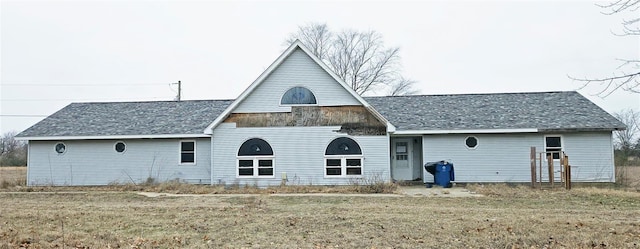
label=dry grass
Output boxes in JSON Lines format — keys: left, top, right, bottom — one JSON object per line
{"left": 2, "top": 167, "right": 640, "bottom": 248}
{"left": 2, "top": 187, "right": 640, "bottom": 248}
{"left": 616, "top": 165, "right": 640, "bottom": 190}
{"left": 0, "top": 167, "right": 397, "bottom": 194}
{"left": 0, "top": 167, "right": 26, "bottom": 189}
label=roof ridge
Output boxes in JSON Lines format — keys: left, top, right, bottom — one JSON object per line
{"left": 364, "top": 91, "right": 576, "bottom": 98}
{"left": 69, "top": 99, "right": 235, "bottom": 105}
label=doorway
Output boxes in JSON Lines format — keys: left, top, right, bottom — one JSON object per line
{"left": 391, "top": 137, "right": 422, "bottom": 181}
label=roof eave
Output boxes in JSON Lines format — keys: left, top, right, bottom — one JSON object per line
{"left": 392, "top": 128, "right": 539, "bottom": 135}
{"left": 538, "top": 127, "right": 625, "bottom": 133}
{"left": 17, "top": 134, "right": 211, "bottom": 141}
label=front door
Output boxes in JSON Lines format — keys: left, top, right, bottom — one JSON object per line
{"left": 544, "top": 135, "right": 563, "bottom": 181}
{"left": 392, "top": 138, "right": 413, "bottom": 181}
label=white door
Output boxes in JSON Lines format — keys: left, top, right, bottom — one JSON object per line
{"left": 392, "top": 139, "right": 413, "bottom": 181}
{"left": 544, "top": 135, "right": 563, "bottom": 181}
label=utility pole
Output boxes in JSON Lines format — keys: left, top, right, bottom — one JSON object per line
{"left": 177, "top": 80, "right": 181, "bottom": 101}
{"left": 173, "top": 80, "right": 182, "bottom": 101}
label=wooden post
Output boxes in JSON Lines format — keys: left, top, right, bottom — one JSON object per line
{"left": 548, "top": 154, "right": 554, "bottom": 186}
{"left": 560, "top": 152, "right": 565, "bottom": 184}
{"left": 564, "top": 155, "right": 571, "bottom": 190}
{"left": 538, "top": 153, "right": 543, "bottom": 189}
{"left": 530, "top": 147, "right": 536, "bottom": 188}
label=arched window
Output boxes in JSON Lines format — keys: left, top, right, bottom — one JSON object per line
{"left": 281, "top": 87, "right": 317, "bottom": 105}
{"left": 237, "top": 138, "right": 274, "bottom": 177}
{"left": 324, "top": 137, "right": 363, "bottom": 177}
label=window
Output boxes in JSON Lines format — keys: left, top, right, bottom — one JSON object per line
{"left": 465, "top": 136, "right": 478, "bottom": 149}
{"left": 545, "top": 136, "right": 562, "bottom": 160}
{"left": 281, "top": 87, "right": 317, "bottom": 105}
{"left": 54, "top": 142, "right": 66, "bottom": 154}
{"left": 325, "top": 137, "right": 363, "bottom": 177}
{"left": 114, "top": 141, "right": 126, "bottom": 153}
{"left": 395, "top": 142, "right": 408, "bottom": 160}
{"left": 237, "top": 138, "right": 274, "bottom": 177}
{"left": 180, "top": 141, "right": 196, "bottom": 164}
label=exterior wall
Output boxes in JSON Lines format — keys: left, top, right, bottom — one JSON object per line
{"left": 562, "top": 132, "right": 615, "bottom": 182}
{"left": 421, "top": 132, "right": 614, "bottom": 183}
{"left": 234, "top": 48, "right": 360, "bottom": 113}
{"left": 27, "top": 138, "right": 211, "bottom": 186}
{"left": 212, "top": 123, "right": 390, "bottom": 187}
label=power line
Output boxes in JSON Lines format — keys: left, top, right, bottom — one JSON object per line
{"left": 0, "top": 115, "right": 48, "bottom": 117}
{"left": 1, "top": 83, "right": 172, "bottom": 86}
{"left": 1, "top": 96, "right": 175, "bottom": 102}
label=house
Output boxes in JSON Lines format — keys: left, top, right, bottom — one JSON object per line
{"left": 16, "top": 41, "right": 626, "bottom": 186}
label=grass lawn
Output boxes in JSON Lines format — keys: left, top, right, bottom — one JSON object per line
{"left": 2, "top": 166, "right": 640, "bottom": 248}
{"left": 1, "top": 186, "right": 640, "bottom": 248}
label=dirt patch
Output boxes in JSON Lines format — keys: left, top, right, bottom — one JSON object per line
{"left": 399, "top": 186, "right": 483, "bottom": 197}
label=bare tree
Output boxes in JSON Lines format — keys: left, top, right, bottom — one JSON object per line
{"left": 388, "top": 77, "right": 420, "bottom": 96}
{"left": 287, "top": 23, "right": 418, "bottom": 95}
{"left": 285, "top": 23, "right": 331, "bottom": 61}
{"left": 570, "top": 0, "right": 640, "bottom": 97}
{"left": 613, "top": 109, "right": 640, "bottom": 150}
{"left": 599, "top": 0, "right": 640, "bottom": 36}
{"left": 0, "top": 131, "right": 27, "bottom": 166}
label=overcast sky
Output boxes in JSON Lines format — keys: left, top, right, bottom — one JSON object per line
{"left": 1, "top": 0, "right": 639, "bottom": 134}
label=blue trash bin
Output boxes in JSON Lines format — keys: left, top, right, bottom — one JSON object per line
{"left": 434, "top": 161, "right": 454, "bottom": 188}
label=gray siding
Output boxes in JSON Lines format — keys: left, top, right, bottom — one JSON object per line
{"left": 27, "top": 138, "right": 212, "bottom": 186}
{"left": 422, "top": 132, "right": 614, "bottom": 183}
{"left": 562, "top": 132, "right": 615, "bottom": 182}
{"left": 234, "top": 48, "right": 360, "bottom": 113}
{"left": 212, "top": 123, "right": 390, "bottom": 187}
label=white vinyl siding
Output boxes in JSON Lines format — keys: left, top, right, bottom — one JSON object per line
{"left": 27, "top": 138, "right": 212, "bottom": 186}
{"left": 423, "top": 134, "right": 539, "bottom": 182}
{"left": 562, "top": 132, "right": 615, "bottom": 182}
{"left": 234, "top": 48, "right": 360, "bottom": 113}
{"left": 212, "top": 123, "right": 389, "bottom": 187}
{"left": 422, "top": 132, "right": 614, "bottom": 183}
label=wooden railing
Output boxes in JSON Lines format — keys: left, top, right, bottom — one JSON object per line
{"left": 530, "top": 147, "right": 571, "bottom": 190}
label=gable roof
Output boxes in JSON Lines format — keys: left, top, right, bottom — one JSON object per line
{"left": 17, "top": 91, "right": 624, "bottom": 140}
{"left": 17, "top": 100, "right": 233, "bottom": 140}
{"left": 365, "top": 91, "right": 625, "bottom": 133}
{"left": 203, "top": 40, "right": 394, "bottom": 134}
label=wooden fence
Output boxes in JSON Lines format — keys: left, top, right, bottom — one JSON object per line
{"left": 530, "top": 147, "right": 571, "bottom": 189}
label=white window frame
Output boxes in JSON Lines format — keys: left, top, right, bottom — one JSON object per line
{"left": 544, "top": 135, "right": 563, "bottom": 160}
{"left": 324, "top": 155, "right": 364, "bottom": 178}
{"left": 464, "top": 136, "right": 479, "bottom": 150}
{"left": 114, "top": 141, "right": 126, "bottom": 154}
{"left": 279, "top": 86, "right": 319, "bottom": 106}
{"left": 54, "top": 142, "right": 67, "bottom": 155}
{"left": 236, "top": 156, "right": 275, "bottom": 178}
{"left": 395, "top": 141, "right": 409, "bottom": 161}
{"left": 179, "top": 140, "right": 196, "bottom": 165}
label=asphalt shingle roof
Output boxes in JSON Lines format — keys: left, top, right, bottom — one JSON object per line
{"left": 364, "top": 91, "right": 625, "bottom": 131}
{"left": 18, "top": 91, "right": 624, "bottom": 138}
{"left": 17, "top": 100, "right": 233, "bottom": 137}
